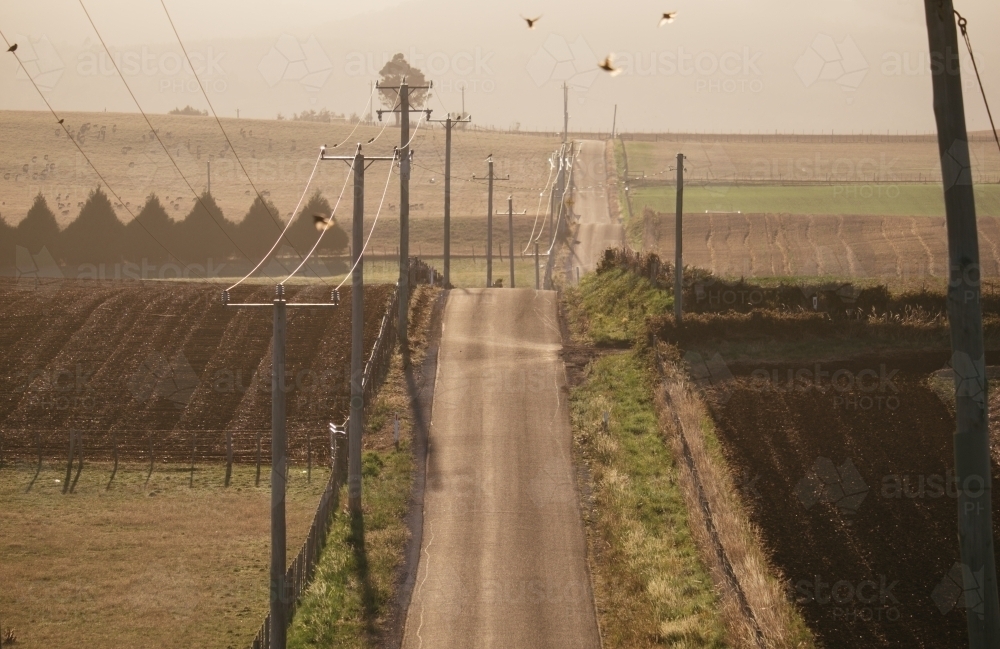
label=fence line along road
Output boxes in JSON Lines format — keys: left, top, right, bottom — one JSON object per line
{"left": 249, "top": 258, "right": 438, "bottom": 649}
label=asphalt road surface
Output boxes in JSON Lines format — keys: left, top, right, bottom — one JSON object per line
{"left": 401, "top": 288, "right": 601, "bottom": 649}
{"left": 567, "top": 139, "right": 624, "bottom": 281}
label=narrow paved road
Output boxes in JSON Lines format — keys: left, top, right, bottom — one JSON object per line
{"left": 401, "top": 288, "right": 601, "bottom": 649}
{"left": 567, "top": 139, "right": 624, "bottom": 281}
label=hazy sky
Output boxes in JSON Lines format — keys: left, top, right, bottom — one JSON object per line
{"left": 1, "top": 0, "right": 998, "bottom": 133}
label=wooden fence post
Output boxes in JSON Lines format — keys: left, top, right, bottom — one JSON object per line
{"left": 62, "top": 430, "right": 75, "bottom": 494}
{"left": 145, "top": 434, "right": 154, "bottom": 487}
{"left": 69, "top": 431, "right": 82, "bottom": 493}
{"left": 26, "top": 432, "right": 42, "bottom": 493}
{"left": 189, "top": 432, "right": 196, "bottom": 488}
{"left": 255, "top": 430, "right": 262, "bottom": 487}
{"left": 107, "top": 430, "right": 118, "bottom": 490}
{"left": 225, "top": 430, "right": 233, "bottom": 487}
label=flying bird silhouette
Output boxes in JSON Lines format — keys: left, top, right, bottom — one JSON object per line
{"left": 521, "top": 15, "right": 541, "bottom": 29}
{"left": 6, "top": 44, "right": 16, "bottom": 52}
{"left": 659, "top": 12, "right": 677, "bottom": 26}
{"left": 313, "top": 213, "right": 336, "bottom": 232}
{"left": 598, "top": 55, "right": 622, "bottom": 76}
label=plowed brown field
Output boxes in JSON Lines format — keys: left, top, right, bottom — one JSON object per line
{"left": 706, "top": 352, "right": 1000, "bottom": 648}
{"left": 0, "top": 279, "right": 393, "bottom": 463}
{"left": 644, "top": 212, "right": 1000, "bottom": 280}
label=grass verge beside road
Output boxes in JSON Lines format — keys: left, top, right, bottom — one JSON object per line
{"left": 565, "top": 268, "right": 815, "bottom": 648}
{"left": 287, "top": 285, "right": 439, "bottom": 648}
{"left": 570, "top": 349, "right": 728, "bottom": 647}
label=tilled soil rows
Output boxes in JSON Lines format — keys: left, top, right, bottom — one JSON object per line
{"left": 0, "top": 280, "right": 393, "bottom": 463}
{"left": 706, "top": 352, "right": 1000, "bottom": 648}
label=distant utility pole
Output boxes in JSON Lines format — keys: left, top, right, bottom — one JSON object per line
{"left": 221, "top": 259, "right": 344, "bottom": 649}
{"left": 429, "top": 111, "right": 472, "bottom": 287}
{"left": 207, "top": 161, "right": 211, "bottom": 196}
{"left": 562, "top": 82, "right": 569, "bottom": 143}
{"left": 377, "top": 78, "right": 432, "bottom": 346}
{"left": 475, "top": 155, "right": 508, "bottom": 286}
{"left": 551, "top": 143, "right": 567, "bottom": 241}
{"left": 923, "top": 3, "right": 1000, "bottom": 646}
{"left": 322, "top": 144, "right": 396, "bottom": 515}
{"left": 611, "top": 104, "right": 617, "bottom": 140}
{"left": 674, "top": 153, "right": 684, "bottom": 323}
{"left": 496, "top": 196, "right": 526, "bottom": 288}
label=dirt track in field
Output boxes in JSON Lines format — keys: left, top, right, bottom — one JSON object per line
{"left": 706, "top": 352, "right": 1000, "bottom": 648}
{"left": 0, "top": 280, "right": 393, "bottom": 463}
{"left": 644, "top": 212, "right": 1000, "bottom": 279}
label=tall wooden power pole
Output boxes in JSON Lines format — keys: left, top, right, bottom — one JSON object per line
{"left": 475, "top": 156, "right": 508, "bottom": 287}
{"left": 496, "top": 196, "right": 526, "bottom": 288}
{"left": 923, "top": 2, "right": 1000, "bottom": 645}
{"left": 562, "top": 82, "right": 569, "bottom": 143}
{"left": 322, "top": 145, "right": 397, "bottom": 516}
{"left": 377, "top": 78, "right": 432, "bottom": 346}
{"left": 674, "top": 153, "right": 684, "bottom": 323}
{"left": 430, "top": 112, "right": 472, "bottom": 287}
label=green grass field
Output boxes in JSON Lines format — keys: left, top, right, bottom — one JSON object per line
{"left": 629, "top": 183, "right": 1000, "bottom": 217}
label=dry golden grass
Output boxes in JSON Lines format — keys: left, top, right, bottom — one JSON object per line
{"left": 654, "top": 349, "right": 815, "bottom": 649}
{"left": 0, "top": 109, "right": 559, "bottom": 242}
{"left": 621, "top": 136, "right": 1000, "bottom": 185}
{"left": 0, "top": 461, "right": 329, "bottom": 649}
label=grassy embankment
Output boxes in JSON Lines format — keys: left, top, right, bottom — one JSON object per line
{"left": 564, "top": 268, "right": 814, "bottom": 648}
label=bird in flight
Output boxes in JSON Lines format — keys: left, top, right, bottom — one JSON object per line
{"left": 521, "top": 15, "right": 541, "bottom": 29}
{"left": 659, "top": 11, "right": 677, "bottom": 26}
{"left": 6, "top": 43, "right": 16, "bottom": 52}
{"left": 598, "top": 55, "right": 622, "bottom": 76}
{"left": 313, "top": 213, "right": 336, "bottom": 232}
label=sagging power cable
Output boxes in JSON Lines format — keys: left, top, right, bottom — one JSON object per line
{"left": 954, "top": 10, "right": 1000, "bottom": 158}
{"left": 1, "top": 27, "right": 219, "bottom": 287}
{"left": 78, "top": 0, "right": 287, "bottom": 282}
{"left": 159, "top": 0, "right": 324, "bottom": 284}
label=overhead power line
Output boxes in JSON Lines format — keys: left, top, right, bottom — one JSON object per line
{"left": 158, "top": 0, "right": 324, "bottom": 284}
{"left": 78, "top": 0, "right": 287, "bottom": 283}
{"left": 1, "top": 28, "right": 219, "bottom": 287}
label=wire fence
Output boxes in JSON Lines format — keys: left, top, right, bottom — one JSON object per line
{"left": 248, "top": 259, "right": 436, "bottom": 649}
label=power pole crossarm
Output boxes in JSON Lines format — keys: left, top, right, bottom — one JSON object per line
{"left": 922, "top": 3, "right": 1000, "bottom": 646}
